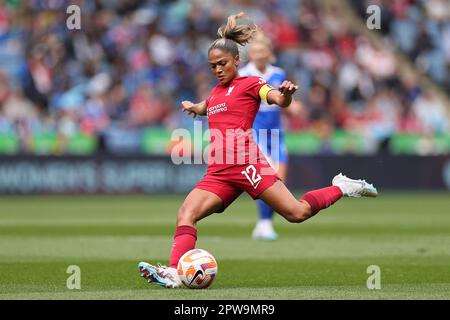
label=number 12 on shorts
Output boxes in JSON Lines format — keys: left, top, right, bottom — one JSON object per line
{"left": 241, "top": 165, "right": 262, "bottom": 189}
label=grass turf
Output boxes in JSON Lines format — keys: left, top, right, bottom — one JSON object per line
{"left": 0, "top": 192, "right": 449, "bottom": 299}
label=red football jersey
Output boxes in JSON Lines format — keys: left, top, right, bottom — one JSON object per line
{"left": 205, "top": 76, "right": 273, "bottom": 173}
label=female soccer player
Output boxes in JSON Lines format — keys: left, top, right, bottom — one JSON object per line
{"left": 239, "top": 32, "right": 301, "bottom": 241}
{"left": 138, "top": 13, "right": 377, "bottom": 288}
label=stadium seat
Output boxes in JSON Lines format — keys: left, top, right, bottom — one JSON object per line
{"left": 65, "top": 133, "right": 97, "bottom": 155}
{"left": 141, "top": 127, "right": 172, "bottom": 154}
{"left": 284, "top": 131, "right": 322, "bottom": 155}
{"left": 331, "top": 130, "right": 366, "bottom": 154}
{"left": 0, "top": 132, "right": 20, "bottom": 155}
{"left": 389, "top": 133, "right": 421, "bottom": 154}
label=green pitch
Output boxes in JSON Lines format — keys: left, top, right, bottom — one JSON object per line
{"left": 1, "top": 192, "right": 449, "bottom": 300}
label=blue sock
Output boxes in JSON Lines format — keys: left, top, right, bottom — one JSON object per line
{"left": 257, "top": 199, "right": 274, "bottom": 220}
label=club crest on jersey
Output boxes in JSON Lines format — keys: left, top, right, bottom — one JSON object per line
{"left": 225, "top": 85, "right": 235, "bottom": 96}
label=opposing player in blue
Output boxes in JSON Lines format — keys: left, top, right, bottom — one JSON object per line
{"left": 240, "top": 33, "right": 301, "bottom": 240}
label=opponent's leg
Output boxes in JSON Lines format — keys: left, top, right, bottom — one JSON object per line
{"left": 253, "top": 163, "right": 287, "bottom": 240}
{"left": 139, "top": 188, "right": 224, "bottom": 288}
{"left": 253, "top": 200, "right": 277, "bottom": 240}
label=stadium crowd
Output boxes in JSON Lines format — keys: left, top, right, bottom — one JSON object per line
{"left": 352, "top": 0, "right": 449, "bottom": 91}
{"left": 0, "top": 0, "right": 449, "bottom": 155}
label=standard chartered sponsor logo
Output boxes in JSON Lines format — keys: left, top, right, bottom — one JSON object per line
{"left": 207, "top": 103, "right": 228, "bottom": 116}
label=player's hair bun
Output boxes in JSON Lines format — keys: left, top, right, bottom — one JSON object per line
{"left": 217, "top": 12, "right": 257, "bottom": 46}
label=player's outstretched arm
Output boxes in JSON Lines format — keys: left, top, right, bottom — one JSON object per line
{"left": 266, "top": 80, "right": 298, "bottom": 108}
{"left": 181, "top": 100, "right": 207, "bottom": 118}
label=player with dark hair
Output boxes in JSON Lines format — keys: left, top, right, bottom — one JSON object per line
{"left": 138, "top": 13, "right": 377, "bottom": 288}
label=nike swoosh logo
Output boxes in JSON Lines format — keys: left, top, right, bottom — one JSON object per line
{"left": 189, "top": 270, "right": 204, "bottom": 285}
{"left": 253, "top": 180, "right": 261, "bottom": 189}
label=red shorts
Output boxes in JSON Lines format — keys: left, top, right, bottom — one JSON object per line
{"left": 195, "top": 162, "right": 280, "bottom": 212}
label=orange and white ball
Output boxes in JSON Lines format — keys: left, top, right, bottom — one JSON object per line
{"left": 177, "top": 249, "right": 218, "bottom": 289}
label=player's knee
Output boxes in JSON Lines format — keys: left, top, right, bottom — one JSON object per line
{"left": 284, "top": 214, "right": 305, "bottom": 223}
{"left": 283, "top": 206, "right": 310, "bottom": 223}
{"left": 177, "top": 204, "right": 195, "bottom": 225}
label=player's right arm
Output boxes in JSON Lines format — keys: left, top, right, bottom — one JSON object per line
{"left": 181, "top": 100, "right": 207, "bottom": 118}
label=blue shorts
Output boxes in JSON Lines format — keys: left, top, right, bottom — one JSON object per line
{"left": 254, "top": 129, "right": 288, "bottom": 164}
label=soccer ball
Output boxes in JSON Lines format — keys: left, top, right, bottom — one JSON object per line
{"left": 177, "top": 249, "right": 218, "bottom": 289}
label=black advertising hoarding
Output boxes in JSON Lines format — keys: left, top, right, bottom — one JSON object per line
{"left": 0, "top": 155, "right": 449, "bottom": 194}
{"left": 0, "top": 155, "right": 206, "bottom": 194}
{"left": 286, "top": 155, "right": 450, "bottom": 191}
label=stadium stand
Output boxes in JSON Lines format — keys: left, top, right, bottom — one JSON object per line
{"left": 0, "top": 0, "right": 448, "bottom": 155}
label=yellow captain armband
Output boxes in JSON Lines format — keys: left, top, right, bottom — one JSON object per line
{"left": 258, "top": 84, "right": 275, "bottom": 104}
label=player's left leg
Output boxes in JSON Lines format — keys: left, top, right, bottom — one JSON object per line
{"left": 258, "top": 174, "right": 377, "bottom": 223}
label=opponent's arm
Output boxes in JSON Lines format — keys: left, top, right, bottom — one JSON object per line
{"left": 181, "top": 100, "right": 207, "bottom": 118}
{"left": 265, "top": 80, "right": 298, "bottom": 108}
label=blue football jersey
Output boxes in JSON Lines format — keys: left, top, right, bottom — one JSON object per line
{"left": 239, "top": 62, "right": 286, "bottom": 130}
{"left": 239, "top": 62, "right": 288, "bottom": 164}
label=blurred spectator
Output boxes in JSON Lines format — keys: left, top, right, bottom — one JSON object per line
{"left": 353, "top": 0, "right": 450, "bottom": 91}
{"left": 412, "top": 89, "right": 449, "bottom": 133}
{"left": 128, "top": 83, "right": 169, "bottom": 128}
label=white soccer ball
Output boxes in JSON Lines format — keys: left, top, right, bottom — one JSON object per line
{"left": 177, "top": 249, "right": 218, "bottom": 289}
